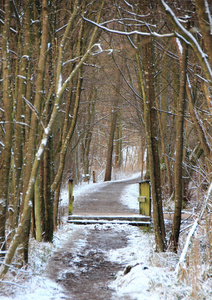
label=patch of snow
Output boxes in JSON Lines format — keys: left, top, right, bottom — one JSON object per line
{"left": 0, "top": 276, "right": 66, "bottom": 300}
{"left": 176, "top": 37, "right": 183, "bottom": 55}
{"left": 57, "top": 73, "right": 62, "bottom": 96}
{"left": 107, "top": 225, "right": 190, "bottom": 300}
{"left": 1, "top": 172, "right": 210, "bottom": 299}
{"left": 119, "top": 176, "right": 140, "bottom": 210}
{"left": 22, "top": 55, "right": 29, "bottom": 60}
{"left": 35, "top": 137, "right": 48, "bottom": 159}
{"left": 17, "top": 75, "right": 27, "bottom": 80}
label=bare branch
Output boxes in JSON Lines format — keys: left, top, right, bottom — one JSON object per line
{"left": 82, "top": 15, "right": 174, "bottom": 38}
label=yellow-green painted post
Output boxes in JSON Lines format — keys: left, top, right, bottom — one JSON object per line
{"left": 68, "top": 178, "right": 74, "bottom": 215}
{"left": 138, "top": 180, "right": 151, "bottom": 216}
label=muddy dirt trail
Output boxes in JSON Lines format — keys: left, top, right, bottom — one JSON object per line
{"left": 46, "top": 176, "right": 141, "bottom": 300}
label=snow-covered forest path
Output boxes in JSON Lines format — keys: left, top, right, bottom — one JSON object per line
{"left": 72, "top": 176, "right": 139, "bottom": 216}
{"left": 46, "top": 175, "right": 144, "bottom": 300}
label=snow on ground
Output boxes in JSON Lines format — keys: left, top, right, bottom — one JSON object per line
{"left": 0, "top": 172, "right": 209, "bottom": 299}
{"left": 107, "top": 177, "right": 191, "bottom": 300}
{"left": 119, "top": 172, "right": 141, "bottom": 210}
{"left": 107, "top": 226, "right": 188, "bottom": 300}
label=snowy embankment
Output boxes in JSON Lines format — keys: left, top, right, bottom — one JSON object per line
{"left": 0, "top": 172, "right": 210, "bottom": 299}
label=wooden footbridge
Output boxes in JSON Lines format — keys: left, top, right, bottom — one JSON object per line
{"left": 67, "top": 177, "right": 151, "bottom": 227}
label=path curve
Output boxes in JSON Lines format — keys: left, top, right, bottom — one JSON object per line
{"left": 73, "top": 177, "right": 139, "bottom": 216}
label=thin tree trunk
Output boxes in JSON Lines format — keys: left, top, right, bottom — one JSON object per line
{"left": 170, "top": 40, "right": 188, "bottom": 252}
{"left": 115, "top": 112, "right": 122, "bottom": 170}
{"left": 53, "top": 183, "right": 61, "bottom": 231}
{"left": 10, "top": 2, "right": 31, "bottom": 235}
{"left": 155, "top": 54, "right": 173, "bottom": 197}
{"left": 137, "top": 35, "right": 166, "bottom": 251}
{"left": 43, "top": 137, "right": 54, "bottom": 242}
{"left": 34, "top": 175, "right": 42, "bottom": 242}
{"left": 104, "top": 100, "right": 119, "bottom": 181}
{"left": 83, "top": 90, "right": 96, "bottom": 177}
{"left": 0, "top": 0, "right": 13, "bottom": 253}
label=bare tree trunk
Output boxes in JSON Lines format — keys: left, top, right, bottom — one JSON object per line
{"left": 104, "top": 100, "right": 119, "bottom": 181}
{"left": 104, "top": 62, "right": 122, "bottom": 182}
{"left": 137, "top": 35, "right": 166, "bottom": 251}
{"left": 115, "top": 112, "right": 122, "bottom": 170}
{"left": 10, "top": 2, "right": 31, "bottom": 237}
{"left": 34, "top": 175, "right": 42, "bottom": 242}
{"left": 82, "top": 89, "right": 96, "bottom": 180}
{"left": 53, "top": 183, "right": 61, "bottom": 231}
{"left": 43, "top": 137, "right": 54, "bottom": 242}
{"left": 155, "top": 55, "right": 173, "bottom": 197}
{"left": 0, "top": 0, "right": 12, "bottom": 253}
{"left": 170, "top": 40, "right": 188, "bottom": 252}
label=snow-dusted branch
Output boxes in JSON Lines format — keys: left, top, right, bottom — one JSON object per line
{"left": 22, "top": 96, "right": 45, "bottom": 130}
{"left": 158, "top": 0, "right": 212, "bottom": 85}
{"left": 0, "top": 280, "right": 27, "bottom": 288}
{"left": 82, "top": 15, "right": 174, "bottom": 38}
{"left": 0, "top": 121, "right": 31, "bottom": 129}
{"left": 100, "top": 18, "right": 156, "bottom": 28}
{"left": 204, "top": 0, "right": 212, "bottom": 35}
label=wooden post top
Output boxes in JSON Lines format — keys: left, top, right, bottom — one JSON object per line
{"left": 68, "top": 178, "right": 74, "bottom": 183}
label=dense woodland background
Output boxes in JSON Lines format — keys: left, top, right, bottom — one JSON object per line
{"left": 0, "top": 0, "right": 212, "bottom": 279}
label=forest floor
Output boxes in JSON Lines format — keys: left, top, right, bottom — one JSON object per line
{"left": 0, "top": 173, "right": 211, "bottom": 299}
